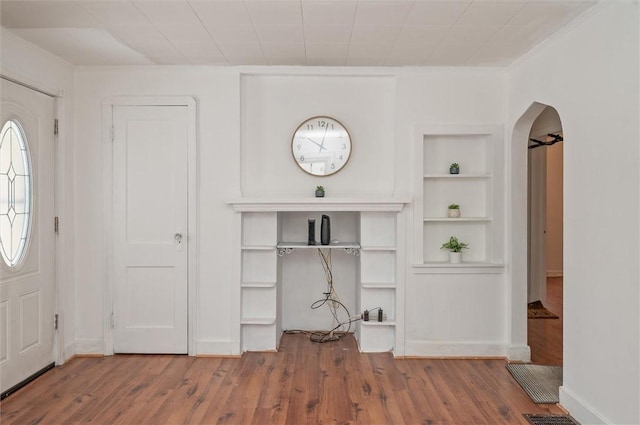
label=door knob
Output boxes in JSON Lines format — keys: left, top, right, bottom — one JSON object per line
{"left": 174, "top": 233, "right": 183, "bottom": 241}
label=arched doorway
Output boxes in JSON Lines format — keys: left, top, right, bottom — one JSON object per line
{"left": 527, "top": 107, "right": 563, "bottom": 366}
{"left": 508, "top": 102, "right": 564, "bottom": 364}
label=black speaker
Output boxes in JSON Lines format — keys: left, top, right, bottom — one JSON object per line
{"left": 321, "top": 215, "right": 330, "bottom": 245}
{"left": 308, "top": 219, "right": 316, "bottom": 245}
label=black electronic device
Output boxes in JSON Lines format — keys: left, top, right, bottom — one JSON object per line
{"left": 308, "top": 219, "right": 316, "bottom": 245}
{"left": 321, "top": 215, "right": 331, "bottom": 245}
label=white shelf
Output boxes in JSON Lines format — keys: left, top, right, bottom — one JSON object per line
{"left": 241, "top": 317, "right": 277, "bottom": 325}
{"left": 277, "top": 241, "right": 360, "bottom": 249}
{"left": 362, "top": 283, "right": 396, "bottom": 289}
{"left": 423, "top": 174, "right": 492, "bottom": 179}
{"left": 413, "top": 262, "right": 505, "bottom": 274}
{"left": 423, "top": 217, "right": 491, "bottom": 222}
{"left": 361, "top": 320, "right": 396, "bottom": 326}
{"left": 241, "top": 281, "right": 276, "bottom": 288}
{"left": 360, "top": 246, "right": 397, "bottom": 251}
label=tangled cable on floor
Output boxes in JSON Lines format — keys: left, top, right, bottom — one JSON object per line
{"left": 284, "top": 248, "right": 360, "bottom": 343}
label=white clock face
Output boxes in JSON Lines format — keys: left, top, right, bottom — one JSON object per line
{"left": 291, "top": 116, "right": 352, "bottom": 176}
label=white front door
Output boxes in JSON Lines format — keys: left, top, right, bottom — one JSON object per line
{"left": 0, "top": 79, "right": 55, "bottom": 393}
{"left": 112, "top": 105, "right": 188, "bottom": 354}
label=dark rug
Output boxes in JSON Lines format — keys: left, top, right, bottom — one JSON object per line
{"left": 524, "top": 414, "right": 581, "bottom": 425}
{"left": 528, "top": 300, "right": 559, "bottom": 319}
{"left": 507, "top": 363, "right": 562, "bottom": 404}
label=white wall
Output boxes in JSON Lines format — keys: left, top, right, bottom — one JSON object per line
{"left": 73, "top": 66, "right": 242, "bottom": 354}
{"left": 72, "top": 66, "right": 508, "bottom": 356}
{"left": 507, "top": 2, "right": 639, "bottom": 424}
{"left": 0, "top": 28, "right": 76, "bottom": 362}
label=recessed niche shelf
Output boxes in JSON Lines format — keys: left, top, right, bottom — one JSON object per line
{"left": 415, "top": 125, "right": 503, "bottom": 267}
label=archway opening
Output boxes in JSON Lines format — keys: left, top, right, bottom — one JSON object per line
{"left": 526, "top": 106, "right": 563, "bottom": 366}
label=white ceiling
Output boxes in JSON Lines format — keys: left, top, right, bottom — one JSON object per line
{"left": 0, "top": 0, "right": 597, "bottom": 67}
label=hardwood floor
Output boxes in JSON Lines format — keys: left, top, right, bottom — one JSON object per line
{"left": 528, "top": 277, "right": 563, "bottom": 366}
{"left": 1, "top": 333, "right": 564, "bottom": 425}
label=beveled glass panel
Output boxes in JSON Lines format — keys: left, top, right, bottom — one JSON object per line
{"left": 0, "top": 119, "right": 32, "bottom": 268}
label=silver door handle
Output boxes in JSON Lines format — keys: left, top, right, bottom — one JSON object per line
{"left": 174, "top": 233, "right": 183, "bottom": 241}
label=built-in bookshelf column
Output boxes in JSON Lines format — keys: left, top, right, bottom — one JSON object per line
{"left": 357, "top": 211, "right": 397, "bottom": 352}
{"left": 240, "top": 212, "right": 278, "bottom": 351}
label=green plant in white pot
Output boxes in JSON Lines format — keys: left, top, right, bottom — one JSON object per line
{"left": 441, "top": 236, "right": 469, "bottom": 263}
{"left": 447, "top": 203, "right": 460, "bottom": 218}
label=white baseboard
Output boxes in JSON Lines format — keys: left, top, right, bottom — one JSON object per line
{"left": 404, "top": 340, "right": 506, "bottom": 357}
{"left": 560, "top": 386, "right": 609, "bottom": 425}
{"left": 507, "top": 344, "right": 531, "bottom": 362}
{"left": 196, "top": 340, "right": 241, "bottom": 356}
{"left": 547, "top": 270, "right": 563, "bottom": 277}
{"left": 74, "top": 338, "right": 105, "bottom": 355}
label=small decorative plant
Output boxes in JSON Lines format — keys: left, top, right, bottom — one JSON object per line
{"left": 441, "top": 236, "right": 469, "bottom": 253}
{"left": 448, "top": 203, "right": 461, "bottom": 218}
{"left": 315, "top": 186, "right": 325, "bottom": 197}
{"left": 449, "top": 163, "right": 460, "bottom": 174}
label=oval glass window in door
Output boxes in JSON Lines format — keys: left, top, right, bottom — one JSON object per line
{"left": 0, "top": 119, "right": 32, "bottom": 268}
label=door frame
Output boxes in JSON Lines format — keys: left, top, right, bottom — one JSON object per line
{"left": 1, "top": 75, "right": 67, "bottom": 369}
{"left": 102, "top": 96, "right": 197, "bottom": 356}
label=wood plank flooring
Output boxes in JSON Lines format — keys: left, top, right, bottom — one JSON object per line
{"left": 527, "top": 277, "right": 563, "bottom": 366}
{"left": 1, "top": 332, "right": 564, "bottom": 425}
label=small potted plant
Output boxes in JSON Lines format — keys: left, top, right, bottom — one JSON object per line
{"left": 447, "top": 203, "right": 461, "bottom": 218}
{"left": 441, "top": 236, "right": 469, "bottom": 263}
{"left": 315, "top": 186, "right": 325, "bottom": 197}
{"left": 449, "top": 163, "right": 460, "bottom": 174}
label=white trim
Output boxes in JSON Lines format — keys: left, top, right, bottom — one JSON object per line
{"left": 404, "top": 340, "right": 507, "bottom": 357}
{"left": 227, "top": 197, "right": 410, "bottom": 212}
{"left": 74, "top": 339, "right": 104, "bottom": 355}
{"left": 196, "top": 340, "right": 238, "bottom": 356}
{"left": 559, "top": 386, "right": 609, "bottom": 425}
{"left": 507, "top": 344, "right": 531, "bottom": 362}
{"left": 102, "top": 96, "right": 198, "bottom": 356}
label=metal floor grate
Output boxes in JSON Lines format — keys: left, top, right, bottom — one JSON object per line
{"left": 506, "top": 363, "right": 562, "bottom": 403}
{"left": 524, "top": 414, "right": 581, "bottom": 425}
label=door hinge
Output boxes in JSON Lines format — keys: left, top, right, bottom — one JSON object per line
{"left": 54, "top": 217, "right": 59, "bottom": 234}
{"left": 111, "top": 312, "right": 115, "bottom": 329}
{"left": 110, "top": 126, "right": 114, "bottom": 143}
{"left": 54, "top": 119, "right": 59, "bottom": 135}
{"left": 54, "top": 314, "right": 59, "bottom": 331}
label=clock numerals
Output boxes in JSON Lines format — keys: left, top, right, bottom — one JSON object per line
{"left": 297, "top": 144, "right": 301, "bottom": 151}
{"left": 331, "top": 163, "right": 336, "bottom": 169}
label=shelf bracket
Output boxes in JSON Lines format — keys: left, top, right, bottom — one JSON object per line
{"left": 343, "top": 247, "right": 360, "bottom": 256}
{"left": 277, "top": 246, "right": 360, "bottom": 256}
{"left": 277, "top": 247, "right": 295, "bottom": 256}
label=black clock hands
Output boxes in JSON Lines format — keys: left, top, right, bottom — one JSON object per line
{"left": 318, "top": 123, "right": 329, "bottom": 153}
{"left": 306, "top": 136, "right": 327, "bottom": 152}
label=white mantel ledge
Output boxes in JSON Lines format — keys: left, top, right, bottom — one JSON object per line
{"left": 227, "top": 197, "right": 410, "bottom": 212}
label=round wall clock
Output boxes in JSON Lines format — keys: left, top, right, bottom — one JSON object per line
{"left": 291, "top": 116, "right": 352, "bottom": 176}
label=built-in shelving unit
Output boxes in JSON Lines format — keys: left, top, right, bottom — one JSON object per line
{"left": 240, "top": 212, "right": 278, "bottom": 351}
{"left": 414, "top": 125, "right": 504, "bottom": 273}
{"left": 229, "top": 198, "right": 408, "bottom": 355}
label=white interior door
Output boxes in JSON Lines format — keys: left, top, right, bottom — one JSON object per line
{"left": 0, "top": 79, "right": 55, "bottom": 393}
{"left": 528, "top": 143, "right": 547, "bottom": 304}
{"left": 112, "top": 105, "right": 188, "bottom": 354}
